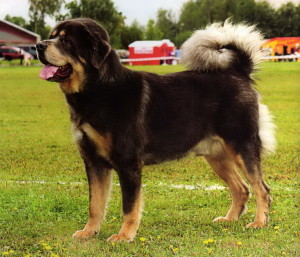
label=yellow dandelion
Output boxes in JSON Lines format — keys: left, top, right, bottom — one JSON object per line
{"left": 44, "top": 246, "right": 52, "bottom": 251}
{"left": 41, "top": 243, "right": 48, "bottom": 246}
{"left": 140, "top": 237, "right": 147, "bottom": 242}
{"left": 172, "top": 247, "right": 179, "bottom": 253}
{"left": 281, "top": 252, "right": 286, "bottom": 255}
{"left": 2, "top": 252, "right": 9, "bottom": 256}
{"left": 157, "top": 235, "right": 161, "bottom": 239}
{"left": 274, "top": 226, "right": 280, "bottom": 230}
{"left": 207, "top": 248, "right": 213, "bottom": 253}
{"left": 203, "top": 239, "right": 214, "bottom": 244}
{"left": 51, "top": 253, "right": 59, "bottom": 257}
{"left": 111, "top": 242, "right": 115, "bottom": 246}
{"left": 237, "top": 241, "right": 242, "bottom": 246}
{"left": 9, "top": 250, "right": 15, "bottom": 254}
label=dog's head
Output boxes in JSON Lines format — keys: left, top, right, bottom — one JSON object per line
{"left": 36, "top": 18, "right": 111, "bottom": 93}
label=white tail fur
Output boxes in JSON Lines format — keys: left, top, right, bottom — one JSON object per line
{"left": 181, "top": 20, "right": 266, "bottom": 73}
{"left": 258, "top": 104, "right": 276, "bottom": 154}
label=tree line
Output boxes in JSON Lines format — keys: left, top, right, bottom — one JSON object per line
{"left": 4, "top": 0, "right": 300, "bottom": 49}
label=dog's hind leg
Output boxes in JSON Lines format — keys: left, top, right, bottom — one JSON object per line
{"left": 204, "top": 145, "right": 250, "bottom": 222}
{"left": 107, "top": 161, "right": 143, "bottom": 242}
{"left": 73, "top": 161, "right": 113, "bottom": 239}
{"left": 236, "top": 143, "right": 271, "bottom": 228}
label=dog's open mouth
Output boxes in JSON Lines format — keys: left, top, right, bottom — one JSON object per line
{"left": 39, "top": 63, "right": 73, "bottom": 82}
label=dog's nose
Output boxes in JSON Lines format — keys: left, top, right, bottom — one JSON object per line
{"left": 36, "top": 42, "right": 48, "bottom": 51}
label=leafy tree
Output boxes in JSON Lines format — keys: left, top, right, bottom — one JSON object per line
{"left": 174, "top": 30, "right": 193, "bottom": 47}
{"left": 64, "top": 0, "right": 125, "bottom": 47}
{"left": 234, "top": 0, "right": 256, "bottom": 23}
{"left": 4, "top": 15, "right": 27, "bottom": 27}
{"left": 156, "top": 9, "right": 179, "bottom": 42}
{"left": 296, "top": 4, "right": 300, "bottom": 36}
{"left": 120, "top": 20, "right": 144, "bottom": 49}
{"left": 179, "top": 0, "right": 207, "bottom": 31}
{"left": 253, "top": 1, "right": 276, "bottom": 38}
{"left": 28, "top": 0, "right": 64, "bottom": 38}
{"left": 275, "top": 2, "right": 299, "bottom": 36}
{"left": 201, "top": 0, "right": 228, "bottom": 23}
{"left": 145, "top": 19, "right": 163, "bottom": 40}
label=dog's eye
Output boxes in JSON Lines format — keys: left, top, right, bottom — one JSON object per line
{"left": 60, "top": 37, "right": 71, "bottom": 44}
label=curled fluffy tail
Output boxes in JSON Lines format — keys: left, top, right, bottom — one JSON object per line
{"left": 181, "top": 20, "right": 265, "bottom": 75}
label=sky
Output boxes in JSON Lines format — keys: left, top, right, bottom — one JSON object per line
{"left": 0, "top": 0, "right": 299, "bottom": 27}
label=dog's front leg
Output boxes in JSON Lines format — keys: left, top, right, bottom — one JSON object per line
{"left": 107, "top": 161, "right": 143, "bottom": 242}
{"left": 73, "top": 160, "right": 113, "bottom": 239}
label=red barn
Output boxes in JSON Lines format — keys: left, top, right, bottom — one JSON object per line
{"left": 128, "top": 40, "right": 175, "bottom": 65}
{"left": 0, "top": 19, "right": 40, "bottom": 45}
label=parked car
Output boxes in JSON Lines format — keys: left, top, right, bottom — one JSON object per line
{"left": 17, "top": 45, "right": 37, "bottom": 59}
{"left": 0, "top": 46, "right": 25, "bottom": 61}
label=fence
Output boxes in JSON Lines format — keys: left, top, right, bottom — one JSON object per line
{"left": 120, "top": 55, "right": 300, "bottom": 64}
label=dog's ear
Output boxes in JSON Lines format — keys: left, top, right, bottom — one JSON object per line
{"left": 90, "top": 39, "right": 111, "bottom": 69}
{"left": 85, "top": 26, "right": 112, "bottom": 69}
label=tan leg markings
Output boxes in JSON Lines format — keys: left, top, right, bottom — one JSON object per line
{"left": 107, "top": 190, "right": 143, "bottom": 242}
{"left": 236, "top": 156, "right": 271, "bottom": 228}
{"left": 73, "top": 169, "right": 113, "bottom": 239}
{"left": 205, "top": 146, "right": 250, "bottom": 222}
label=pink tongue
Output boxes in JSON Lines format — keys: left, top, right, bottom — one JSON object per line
{"left": 39, "top": 65, "right": 59, "bottom": 80}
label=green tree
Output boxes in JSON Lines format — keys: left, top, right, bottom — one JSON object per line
{"left": 156, "top": 9, "right": 178, "bottom": 42}
{"left": 174, "top": 30, "right": 193, "bottom": 47}
{"left": 275, "top": 2, "right": 299, "bottom": 36}
{"left": 4, "top": 15, "right": 27, "bottom": 27}
{"left": 179, "top": 0, "right": 207, "bottom": 31}
{"left": 28, "top": 0, "right": 64, "bottom": 38}
{"left": 234, "top": 0, "right": 256, "bottom": 23}
{"left": 120, "top": 20, "right": 144, "bottom": 49}
{"left": 64, "top": 0, "right": 125, "bottom": 47}
{"left": 253, "top": 1, "right": 276, "bottom": 38}
{"left": 145, "top": 19, "right": 163, "bottom": 40}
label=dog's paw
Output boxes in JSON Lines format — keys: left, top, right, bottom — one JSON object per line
{"left": 72, "top": 229, "right": 98, "bottom": 239}
{"left": 213, "top": 216, "right": 236, "bottom": 222}
{"left": 246, "top": 221, "right": 266, "bottom": 229}
{"left": 107, "top": 233, "right": 134, "bottom": 243}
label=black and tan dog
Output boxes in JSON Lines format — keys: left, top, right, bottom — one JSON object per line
{"left": 36, "top": 18, "right": 276, "bottom": 242}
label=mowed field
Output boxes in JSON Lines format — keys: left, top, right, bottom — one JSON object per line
{"left": 0, "top": 63, "right": 299, "bottom": 256}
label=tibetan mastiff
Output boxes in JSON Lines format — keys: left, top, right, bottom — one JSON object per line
{"left": 36, "top": 18, "right": 276, "bottom": 242}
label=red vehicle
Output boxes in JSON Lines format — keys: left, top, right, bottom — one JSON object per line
{"left": 0, "top": 46, "right": 28, "bottom": 61}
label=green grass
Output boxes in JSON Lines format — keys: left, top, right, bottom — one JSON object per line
{"left": 0, "top": 63, "right": 299, "bottom": 256}
{"left": 0, "top": 59, "right": 41, "bottom": 66}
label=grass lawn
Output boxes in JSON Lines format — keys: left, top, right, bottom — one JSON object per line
{"left": 0, "top": 62, "right": 299, "bottom": 256}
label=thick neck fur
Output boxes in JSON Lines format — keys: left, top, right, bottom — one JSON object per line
{"left": 87, "top": 50, "right": 130, "bottom": 88}
{"left": 65, "top": 52, "right": 143, "bottom": 126}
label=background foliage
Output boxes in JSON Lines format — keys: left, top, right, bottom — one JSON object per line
{"left": 4, "top": 0, "right": 300, "bottom": 48}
